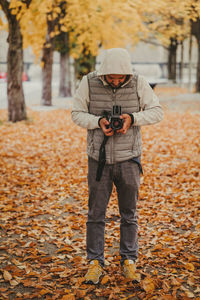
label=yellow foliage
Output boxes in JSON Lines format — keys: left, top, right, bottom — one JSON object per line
{"left": 0, "top": 0, "right": 199, "bottom": 58}
{"left": 146, "top": 0, "right": 199, "bottom": 45}
{"left": 20, "top": 0, "right": 49, "bottom": 59}
{"left": 63, "top": 0, "right": 149, "bottom": 56}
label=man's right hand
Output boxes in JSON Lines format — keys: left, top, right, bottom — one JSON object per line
{"left": 99, "top": 118, "right": 114, "bottom": 136}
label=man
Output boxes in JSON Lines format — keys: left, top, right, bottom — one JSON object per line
{"left": 71, "top": 48, "right": 163, "bottom": 284}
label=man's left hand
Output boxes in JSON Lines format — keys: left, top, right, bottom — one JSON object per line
{"left": 116, "top": 114, "right": 132, "bottom": 134}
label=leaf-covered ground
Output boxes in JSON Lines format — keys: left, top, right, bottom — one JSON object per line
{"left": 0, "top": 91, "right": 199, "bottom": 299}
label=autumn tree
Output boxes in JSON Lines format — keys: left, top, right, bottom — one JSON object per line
{"left": 0, "top": 0, "right": 52, "bottom": 117}
{"left": 64, "top": 0, "right": 148, "bottom": 56}
{"left": 0, "top": 0, "right": 29, "bottom": 122}
{"left": 6, "top": 0, "right": 63, "bottom": 106}
{"left": 145, "top": 0, "right": 189, "bottom": 82}
{"left": 143, "top": 0, "right": 200, "bottom": 90}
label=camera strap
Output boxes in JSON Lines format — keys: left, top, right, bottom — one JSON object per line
{"left": 96, "top": 135, "right": 109, "bottom": 181}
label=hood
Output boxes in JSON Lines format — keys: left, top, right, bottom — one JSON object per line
{"left": 97, "top": 48, "right": 133, "bottom": 76}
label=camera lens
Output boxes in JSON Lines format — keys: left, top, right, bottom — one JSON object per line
{"left": 113, "top": 120, "right": 120, "bottom": 127}
{"left": 111, "top": 118, "right": 123, "bottom": 130}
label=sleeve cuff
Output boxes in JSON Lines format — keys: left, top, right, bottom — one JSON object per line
{"left": 98, "top": 116, "right": 104, "bottom": 127}
{"left": 128, "top": 113, "right": 134, "bottom": 125}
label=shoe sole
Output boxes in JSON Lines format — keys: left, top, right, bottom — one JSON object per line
{"left": 85, "top": 279, "right": 99, "bottom": 284}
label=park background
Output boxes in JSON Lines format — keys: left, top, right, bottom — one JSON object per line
{"left": 0, "top": 0, "right": 200, "bottom": 299}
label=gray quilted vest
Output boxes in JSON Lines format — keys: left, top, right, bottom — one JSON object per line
{"left": 87, "top": 71, "right": 142, "bottom": 164}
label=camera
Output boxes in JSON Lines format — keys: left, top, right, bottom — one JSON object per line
{"left": 109, "top": 105, "right": 124, "bottom": 131}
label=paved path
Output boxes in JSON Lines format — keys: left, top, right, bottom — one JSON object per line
{"left": 0, "top": 81, "right": 73, "bottom": 111}
{"left": 159, "top": 92, "right": 200, "bottom": 113}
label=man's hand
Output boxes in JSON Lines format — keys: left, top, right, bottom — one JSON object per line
{"left": 117, "top": 114, "right": 132, "bottom": 134}
{"left": 99, "top": 118, "right": 114, "bottom": 136}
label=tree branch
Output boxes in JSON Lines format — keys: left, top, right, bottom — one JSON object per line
{"left": 191, "top": 18, "right": 200, "bottom": 40}
{"left": 21, "top": 0, "right": 32, "bottom": 8}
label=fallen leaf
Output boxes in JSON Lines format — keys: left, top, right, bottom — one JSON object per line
{"left": 10, "top": 280, "right": 19, "bottom": 286}
{"left": 39, "top": 288, "right": 52, "bottom": 295}
{"left": 75, "top": 289, "right": 86, "bottom": 298}
{"left": 61, "top": 295, "right": 75, "bottom": 300}
{"left": 141, "top": 277, "right": 155, "bottom": 293}
{"left": 3, "top": 270, "right": 12, "bottom": 281}
{"left": 184, "top": 263, "right": 195, "bottom": 271}
{"left": 101, "top": 275, "right": 110, "bottom": 285}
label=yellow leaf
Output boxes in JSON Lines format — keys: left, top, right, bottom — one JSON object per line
{"left": 75, "top": 289, "right": 86, "bottom": 298}
{"left": 171, "top": 277, "right": 181, "bottom": 286}
{"left": 50, "top": 32, "right": 55, "bottom": 38}
{"left": 141, "top": 277, "right": 155, "bottom": 293}
{"left": 185, "top": 263, "right": 195, "bottom": 272}
{"left": 54, "top": 7, "right": 61, "bottom": 14}
{"left": 101, "top": 275, "right": 110, "bottom": 284}
{"left": 185, "top": 290, "right": 195, "bottom": 298}
{"left": 61, "top": 295, "right": 75, "bottom": 300}
{"left": 11, "top": 258, "right": 21, "bottom": 266}
{"left": 3, "top": 270, "right": 12, "bottom": 281}
{"left": 10, "top": 280, "right": 19, "bottom": 286}
{"left": 57, "top": 246, "right": 73, "bottom": 253}
{"left": 45, "top": 43, "right": 51, "bottom": 48}
{"left": 40, "top": 289, "right": 52, "bottom": 295}
{"left": 40, "top": 61, "right": 44, "bottom": 69}
{"left": 61, "top": 25, "right": 68, "bottom": 32}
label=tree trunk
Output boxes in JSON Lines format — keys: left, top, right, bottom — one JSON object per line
{"left": 41, "top": 19, "right": 54, "bottom": 105}
{"left": 191, "top": 18, "right": 200, "bottom": 92}
{"left": 59, "top": 52, "right": 72, "bottom": 97}
{"left": 179, "top": 41, "right": 184, "bottom": 85}
{"left": 188, "top": 32, "right": 193, "bottom": 91}
{"left": 6, "top": 12, "right": 26, "bottom": 121}
{"left": 41, "top": 45, "right": 53, "bottom": 105}
{"left": 196, "top": 42, "right": 200, "bottom": 92}
{"left": 168, "top": 38, "right": 178, "bottom": 82}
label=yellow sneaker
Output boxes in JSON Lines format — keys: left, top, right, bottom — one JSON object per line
{"left": 122, "top": 259, "right": 140, "bottom": 282}
{"left": 85, "top": 260, "right": 103, "bottom": 284}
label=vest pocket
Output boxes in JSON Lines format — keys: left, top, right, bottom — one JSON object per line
{"left": 128, "top": 157, "right": 143, "bottom": 174}
{"left": 132, "top": 126, "right": 141, "bottom": 152}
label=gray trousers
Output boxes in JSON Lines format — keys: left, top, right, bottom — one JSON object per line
{"left": 87, "top": 156, "right": 140, "bottom": 266}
